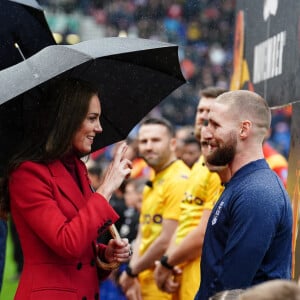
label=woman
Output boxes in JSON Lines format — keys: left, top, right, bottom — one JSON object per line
{"left": 0, "top": 78, "right": 132, "bottom": 300}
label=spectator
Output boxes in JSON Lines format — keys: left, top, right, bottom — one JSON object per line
{"left": 42, "top": 0, "right": 236, "bottom": 126}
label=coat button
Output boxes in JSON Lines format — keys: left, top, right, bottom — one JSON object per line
{"left": 82, "top": 297, "right": 87, "bottom": 300}
{"left": 94, "top": 293, "right": 99, "bottom": 300}
{"left": 77, "top": 262, "right": 82, "bottom": 270}
{"left": 90, "top": 259, "right": 95, "bottom": 267}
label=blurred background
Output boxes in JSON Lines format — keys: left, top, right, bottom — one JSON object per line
{"left": 43, "top": 0, "right": 236, "bottom": 127}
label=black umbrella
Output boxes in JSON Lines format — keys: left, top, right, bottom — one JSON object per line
{"left": 0, "top": 37, "right": 186, "bottom": 174}
{"left": 0, "top": 0, "right": 56, "bottom": 70}
{"left": 9, "top": 0, "right": 42, "bottom": 10}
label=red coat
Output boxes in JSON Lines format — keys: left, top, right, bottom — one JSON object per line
{"left": 9, "top": 157, "right": 119, "bottom": 300}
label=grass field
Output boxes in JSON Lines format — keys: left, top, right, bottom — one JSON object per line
{"left": 0, "top": 224, "right": 19, "bottom": 300}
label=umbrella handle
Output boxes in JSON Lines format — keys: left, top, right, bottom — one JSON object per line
{"left": 95, "top": 224, "right": 122, "bottom": 270}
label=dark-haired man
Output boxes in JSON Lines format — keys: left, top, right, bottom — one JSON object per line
{"left": 120, "top": 118, "right": 190, "bottom": 300}
{"left": 154, "top": 87, "right": 227, "bottom": 300}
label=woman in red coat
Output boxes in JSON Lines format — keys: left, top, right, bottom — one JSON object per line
{"left": 0, "top": 79, "right": 132, "bottom": 300}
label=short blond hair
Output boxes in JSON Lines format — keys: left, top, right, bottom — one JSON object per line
{"left": 216, "top": 90, "right": 271, "bottom": 142}
{"left": 209, "top": 289, "right": 244, "bottom": 300}
{"left": 240, "top": 280, "right": 300, "bottom": 300}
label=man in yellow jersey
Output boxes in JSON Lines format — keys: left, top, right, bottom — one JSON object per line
{"left": 263, "top": 141, "right": 288, "bottom": 187}
{"left": 119, "top": 117, "right": 190, "bottom": 300}
{"left": 154, "top": 87, "right": 227, "bottom": 300}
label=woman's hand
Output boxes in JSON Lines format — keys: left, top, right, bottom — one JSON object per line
{"left": 105, "top": 238, "right": 132, "bottom": 263}
{"left": 96, "top": 142, "right": 132, "bottom": 200}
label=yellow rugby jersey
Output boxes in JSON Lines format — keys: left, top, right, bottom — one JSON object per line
{"left": 175, "top": 156, "right": 222, "bottom": 244}
{"left": 139, "top": 160, "right": 190, "bottom": 255}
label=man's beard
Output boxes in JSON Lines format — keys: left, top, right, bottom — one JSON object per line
{"left": 206, "top": 133, "right": 237, "bottom": 166}
{"left": 141, "top": 153, "right": 160, "bottom": 169}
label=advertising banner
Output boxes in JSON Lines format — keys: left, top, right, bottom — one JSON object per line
{"left": 232, "top": 0, "right": 300, "bottom": 106}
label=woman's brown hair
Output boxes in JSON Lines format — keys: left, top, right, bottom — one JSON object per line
{"left": 0, "top": 78, "right": 99, "bottom": 217}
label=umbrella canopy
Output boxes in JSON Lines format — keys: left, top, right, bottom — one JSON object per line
{"left": 0, "top": 37, "right": 186, "bottom": 174}
{"left": 0, "top": 0, "right": 55, "bottom": 70}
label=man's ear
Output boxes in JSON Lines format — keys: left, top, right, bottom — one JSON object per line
{"left": 240, "top": 120, "right": 252, "bottom": 138}
{"left": 170, "top": 137, "right": 177, "bottom": 151}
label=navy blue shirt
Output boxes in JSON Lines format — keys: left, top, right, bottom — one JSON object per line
{"left": 195, "top": 159, "right": 292, "bottom": 300}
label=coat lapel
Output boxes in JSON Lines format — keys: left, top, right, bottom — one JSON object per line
{"left": 47, "top": 159, "right": 89, "bottom": 210}
{"left": 75, "top": 157, "right": 94, "bottom": 198}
